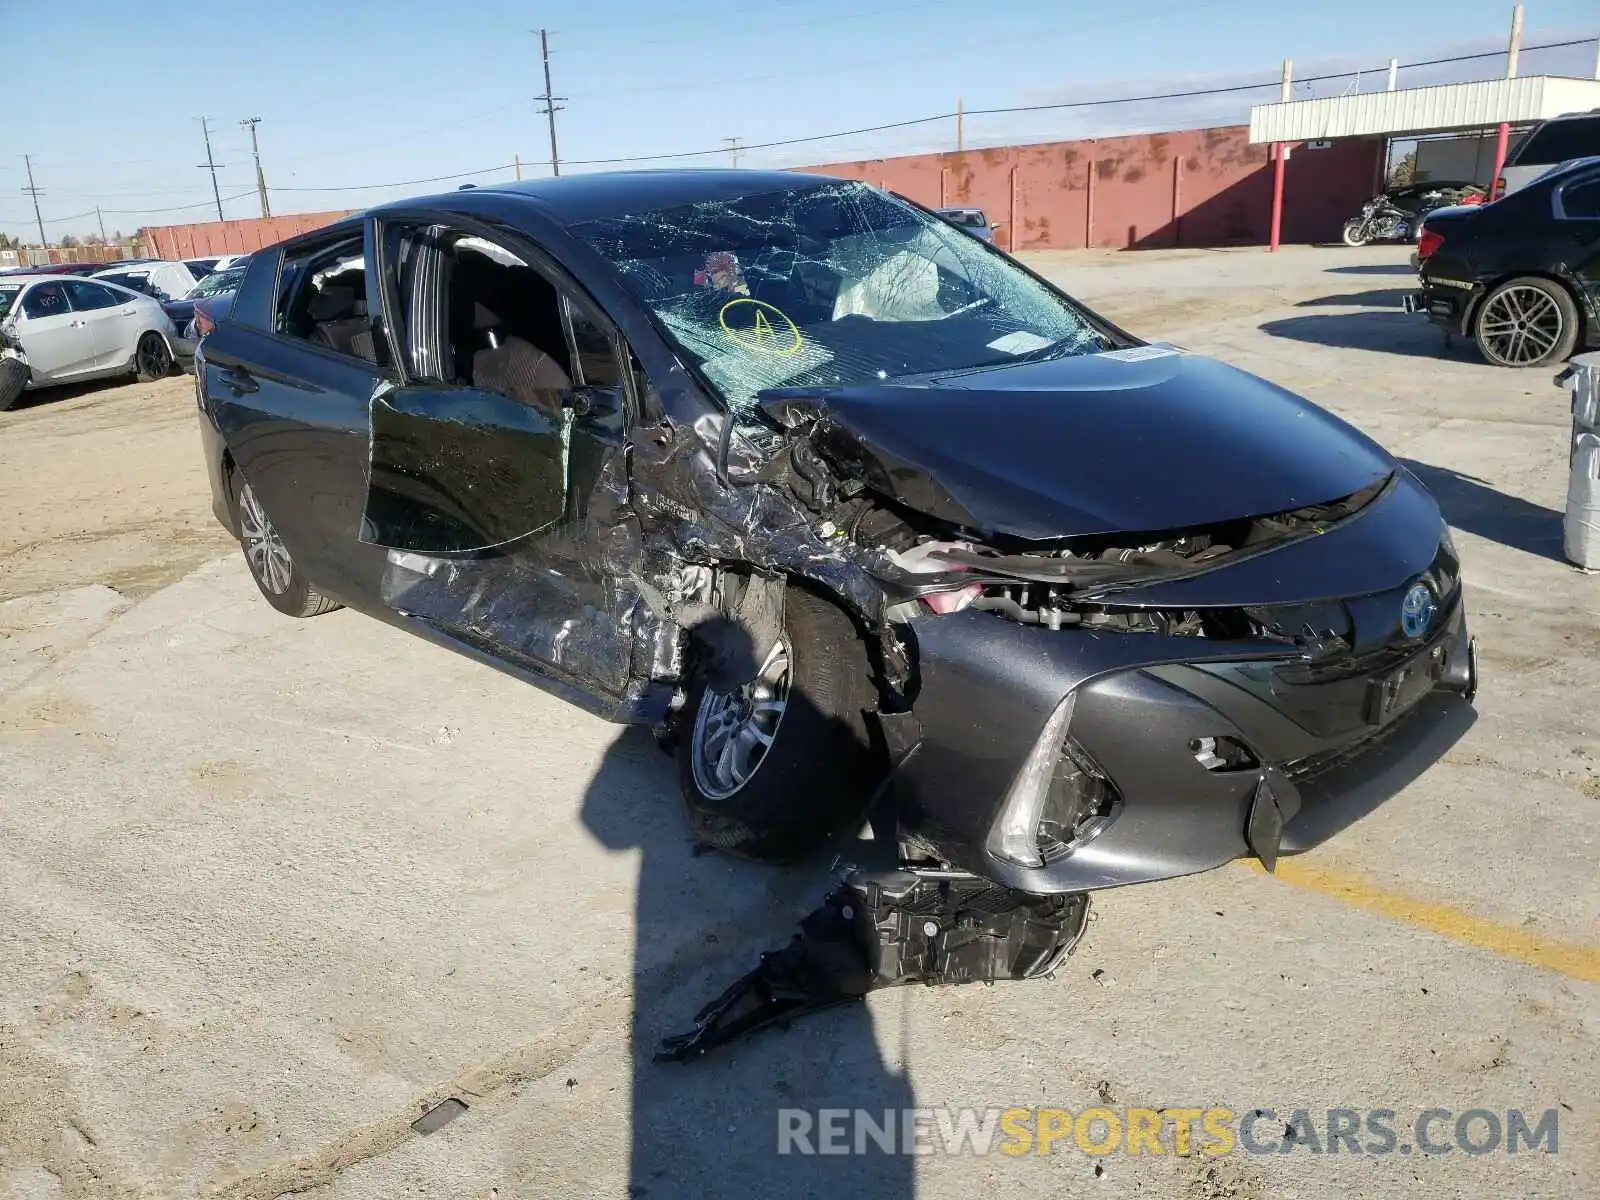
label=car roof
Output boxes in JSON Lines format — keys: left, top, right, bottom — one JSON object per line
{"left": 385, "top": 168, "right": 847, "bottom": 226}
{"left": 1534, "top": 108, "right": 1600, "bottom": 124}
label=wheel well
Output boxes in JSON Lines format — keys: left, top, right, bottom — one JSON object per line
{"left": 1466, "top": 271, "right": 1587, "bottom": 342}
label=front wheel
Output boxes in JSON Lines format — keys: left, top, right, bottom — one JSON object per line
{"left": 1472, "top": 277, "right": 1579, "bottom": 369}
{"left": 1341, "top": 218, "right": 1371, "bottom": 247}
{"left": 678, "top": 588, "right": 877, "bottom": 864}
{"left": 231, "top": 473, "right": 342, "bottom": 618}
{"left": 0, "top": 357, "right": 26, "bottom": 412}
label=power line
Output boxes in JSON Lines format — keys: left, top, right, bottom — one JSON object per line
{"left": 97, "top": 190, "right": 259, "bottom": 217}
{"left": 224, "top": 31, "right": 1600, "bottom": 195}
{"left": 12, "top": 30, "right": 1587, "bottom": 219}
{"left": 270, "top": 164, "right": 515, "bottom": 194}
{"left": 556, "top": 33, "right": 1599, "bottom": 165}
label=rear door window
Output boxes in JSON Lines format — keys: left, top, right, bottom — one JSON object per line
{"left": 273, "top": 230, "right": 376, "bottom": 364}
{"left": 1557, "top": 174, "right": 1600, "bottom": 219}
{"left": 61, "top": 280, "right": 122, "bottom": 311}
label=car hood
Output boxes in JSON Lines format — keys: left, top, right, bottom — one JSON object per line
{"left": 758, "top": 349, "right": 1396, "bottom": 541}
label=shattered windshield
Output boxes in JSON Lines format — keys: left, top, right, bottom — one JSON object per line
{"left": 185, "top": 266, "right": 247, "bottom": 300}
{"left": 570, "top": 181, "right": 1115, "bottom": 414}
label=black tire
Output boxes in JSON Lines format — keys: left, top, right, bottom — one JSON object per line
{"left": 228, "top": 470, "right": 342, "bottom": 618}
{"left": 133, "top": 332, "right": 173, "bottom": 382}
{"left": 678, "top": 588, "right": 877, "bottom": 864}
{"left": 0, "top": 357, "right": 26, "bottom": 412}
{"left": 1340, "top": 219, "right": 1370, "bottom": 248}
{"left": 1472, "top": 276, "right": 1580, "bottom": 369}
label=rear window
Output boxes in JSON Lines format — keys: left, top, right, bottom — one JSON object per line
{"left": 940, "top": 209, "right": 988, "bottom": 228}
{"left": 98, "top": 272, "right": 152, "bottom": 294}
{"left": 1511, "top": 116, "right": 1600, "bottom": 166}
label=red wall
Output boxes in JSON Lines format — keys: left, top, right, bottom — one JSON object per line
{"left": 801, "top": 125, "right": 1384, "bottom": 251}
{"left": 141, "top": 210, "right": 357, "bottom": 259}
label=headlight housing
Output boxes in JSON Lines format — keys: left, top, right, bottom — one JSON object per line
{"left": 988, "top": 691, "right": 1119, "bottom": 867}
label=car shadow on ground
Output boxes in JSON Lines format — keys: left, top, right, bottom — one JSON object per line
{"left": 1, "top": 375, "right": 127, "bottom": 413}
{"left": 579, "top": 626, "right": 916, "bottom": 1198}
{"left": 1324, "top": 263, "right": 1418, "bottom": 276}
{"left": 0, "top": 369, "right": 182, "bottom": 414}
{"left": 1403, "top": 459, "right": 1567, "bottom": 562}
{"left": 1295, "top": 288, "right": 1412, "bottom": 308}
{"left": 1258, "top": 310, "right": 1477, "bottom": 361}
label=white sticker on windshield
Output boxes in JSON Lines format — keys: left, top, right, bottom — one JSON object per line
{"left": 1099, "top": 344, "right": 1181, "bottom": 362}
{"left": 987, "top": 331, "right": 1055, "bottom": 355}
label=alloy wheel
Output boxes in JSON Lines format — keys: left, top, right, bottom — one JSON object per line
{"left": 236, "top": 480, "right": 294, "bottom": 595}
{"left": 690, "top": 639, "right": 791, "bottom": 800}
{"left": 137, "top": 335, "right": 170, "bottom": 378}
{"left": 1478, "top": 286, "right": 1563, "bottom": 366}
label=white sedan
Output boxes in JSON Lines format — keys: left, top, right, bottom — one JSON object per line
{"left": 0, "top": 274, "right": 180, "bottom": 411}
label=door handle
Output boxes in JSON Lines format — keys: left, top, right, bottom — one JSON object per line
{"left": 220, "top": 367, "right": 259, "bottom": 395}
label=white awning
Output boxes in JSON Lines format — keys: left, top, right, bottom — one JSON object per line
{"left": 1249, "top": 75, "right": 1600, "bottom": 143}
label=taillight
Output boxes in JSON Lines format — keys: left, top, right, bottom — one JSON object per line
{"left": 1492, "top": 177, "right": 1506, "bottom": 200}
{"left": 1418, "top": 229, "right": 1445, "bottom": 261}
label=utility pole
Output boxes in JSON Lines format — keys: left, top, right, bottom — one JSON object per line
{"left": 535, "top": 28, "right": 566, "bottom": 177}
{"left": 196, "top": 117, "right": 225, "bottom": 221}
{"left": 241, "top": 117, "right": 271, "bottom": 218}
{"left": 21, "top": 154, "right": 46, "bottom": 247}
{"left": 96, "top": 207, "right": 107, "bottom": 242}
{"left": 1506, "top": 3, "right": 1524, "bottom": 78}
{"left": 514, "top": 154, "right": 522, "bottom": 180}
{"left": 724, "top": 137, "right": 741, "bottom": 167}
{"left": 1387, "top": 58, "right": 1399, "bottom": 91}
{"left": 956, "top": 97, "right": 964, "bottom": 152}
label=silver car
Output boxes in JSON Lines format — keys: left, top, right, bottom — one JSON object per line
{"left": 934, "top": 206, "right": 997, "bottom": 243}
{"left": 0, "top": 274, "right": 180, "bottom": 411}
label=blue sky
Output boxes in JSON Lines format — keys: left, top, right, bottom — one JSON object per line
{"left": 2, "top": 0, "right": 1596, "bottom": 241}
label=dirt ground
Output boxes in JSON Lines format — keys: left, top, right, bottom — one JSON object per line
{"left": 0, "top": 245, "right": 1595, "bottom": 1200}
{"left": 0, "top": 375, "right": 234, "bottom": 603}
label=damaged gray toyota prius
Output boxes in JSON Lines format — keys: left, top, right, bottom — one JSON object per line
{"left": 195, "top": 170, "right": 1478, "bottom": 1059}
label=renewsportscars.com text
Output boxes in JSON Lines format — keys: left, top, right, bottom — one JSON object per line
{"left": 776, "top": 1106, "right": 1560, "bottom": 1158}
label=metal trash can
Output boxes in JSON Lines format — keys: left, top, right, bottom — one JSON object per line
{"left": 1562, "top": 352, "right": 1600, "bottom": 569}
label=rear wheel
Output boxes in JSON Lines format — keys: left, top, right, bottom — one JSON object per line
{"left": 0, "top": 357, "right": 26, "bottom": 412}
{"left": 678, "top": 588, "right": 877, "bottom": 864}
{"left": 1472, "top": 277, "right": 1579, "bottom": 369}
{"left": 231, "top": 473, "right": 341, "bottom": 618}
{"left": 133, "top": 332, "right": 172, "bottom": 382}
{"left": 1341, "top": 218, "right": 1370, "bottom": 247}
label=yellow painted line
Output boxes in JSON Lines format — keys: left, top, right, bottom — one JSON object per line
{"left": 1242, "top": 858, "right": 1600, "bottom": 985}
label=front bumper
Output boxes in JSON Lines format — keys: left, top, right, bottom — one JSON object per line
{"left": 885, "top": 599, "right": 1477, "bottom": 894}
{"left": 171, "top": 332, "right": 198, "bottom": 369}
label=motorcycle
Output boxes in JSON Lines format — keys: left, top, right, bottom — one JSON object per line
{"left": 1341, "top": 182, "right": 1485, "bottom": 247}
